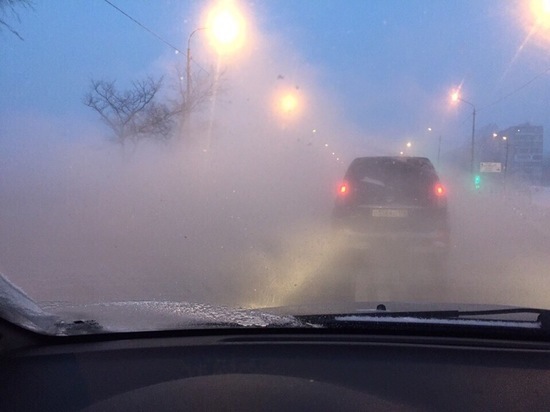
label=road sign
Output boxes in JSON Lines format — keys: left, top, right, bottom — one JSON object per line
{"left": 480, "top": 162, "right": 502, "bottom": 173}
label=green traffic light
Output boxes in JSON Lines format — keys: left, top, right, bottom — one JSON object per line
{"left": 474, "top": 174, "right": 481, "bottom": 190}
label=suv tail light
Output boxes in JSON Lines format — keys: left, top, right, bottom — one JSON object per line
{"left": 338, "top": 181, "right": 350, "bottom": 196}
{"left": 433, "top": 182, "right": 447, "bottom": 208}
{"left": 335, "top": 181, "right": 354, "bottom": 206}
{"left": 434, "top": 182, "right": 446, "bottom": 197}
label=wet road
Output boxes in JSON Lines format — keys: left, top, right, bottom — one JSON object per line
{"left": 2, "top": 179, "right": 550, "bottom": 310}
{"left": 352, "top": 184, "right": 550, "bottom": 308}
{"left": 444, "top": 187, "right": 550, "bottom": 309}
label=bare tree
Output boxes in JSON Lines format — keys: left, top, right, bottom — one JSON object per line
{"left": 0, "top": 0, "right": 33, "bottom": 40}
{"left": 171, "top": 65, "right": 224, "bottom": 117}
{"left": 83, "top": 76, "right": 173, "bottom": 147}
{"left": 85, "top": 68, "right": 226, "bottom": 147}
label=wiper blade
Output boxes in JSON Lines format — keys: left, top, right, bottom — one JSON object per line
{"left": 296, "top": 306, "right": 550, "bottom": 330}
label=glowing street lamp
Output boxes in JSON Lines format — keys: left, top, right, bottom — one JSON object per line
{"left": 451, "top": 91, "right": 460, "bottom": 102}
{"left": 205, "top": 2, "right": 246, "bottom": 55}
{"left": 530, "top": 0, "right": 550, "bottom": 28}
{"left": 280, "top": 93, "right": 298, "bottom": 113}
{"left": 451, "top": 89, "right": 476, "bottom": 174}
{"left": 187, "top": 2, "right": 247, "bottom": 104}
{"left": 399, "top": 141, "right": 412, "bottom": 156}
{"left": 517, "top": 0, "right": 550, "bottom": 51}
{"left": 273, "top": 89, "right": 303, "bottom": 123}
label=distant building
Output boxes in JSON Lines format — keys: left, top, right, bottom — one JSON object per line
{"left": 497, "top": 123, "right": 544, "bottom": 185}
{"left": 447, "top": 123, "right": 545, "bottom": 186}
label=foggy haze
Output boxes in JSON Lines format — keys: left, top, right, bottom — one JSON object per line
{"left": 0, "top": 30, "right": 364, "bottom": 307}
{"left": 1, "top": 1, "right": 550, "bottom": 313}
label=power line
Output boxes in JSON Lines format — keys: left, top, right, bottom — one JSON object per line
{"left": 102, "top": 0, "right": 183, "bottom": 55}
{"left": 101, "top": 0, "right": 210, "bottom": 74}
{"left": 480, "top": 66, "right": 550, "bottom": 111}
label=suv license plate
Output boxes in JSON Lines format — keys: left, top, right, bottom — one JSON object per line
{"left": 372, "top": 209, "right": 408, "bottom": 218}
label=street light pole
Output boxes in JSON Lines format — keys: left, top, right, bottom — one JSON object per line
{"left": 427, "top": 127, "right": 442, "bottom": 167}
{"left": 503, "top": 136, "right": 509, "bottom": 190}
{"left": 451, "top": 91, "right": 476, "bottom": 175}
{"left": 470, "top": 106, "right": 476, "bottom": 174}
{"left": 186, "top": 27, "right": 206, "bottom": 105}
{"left": 459, "top": 100, "right": 477, "bottom": 174}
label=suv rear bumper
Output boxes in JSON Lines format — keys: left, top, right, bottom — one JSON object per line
{"left": 338, "top": 227, "right": 450, "bottom": 256}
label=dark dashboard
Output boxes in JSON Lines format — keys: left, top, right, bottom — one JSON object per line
{"left": 2, "top": 319, "right": 550, "bottom": 411}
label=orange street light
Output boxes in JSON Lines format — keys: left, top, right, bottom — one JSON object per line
{"left": 520, "top": 0, "right": 550, "bottom": 49}
{"left": 205, "top": 1, "right": 246, "bottom": 55}
{"left": 451, "top": 90, "right": 460, "bottom": 102}
{"left": 187, "top": 2, "right": 247, "bottom": 106}
{"left": 272, "top": 88, "right": 303, "bottom": 121}
{"left": 530, "top": 0, "right": 550, "bottom": 28}
{"left": 280, "top": 93, "right": 298, "bottom": 113}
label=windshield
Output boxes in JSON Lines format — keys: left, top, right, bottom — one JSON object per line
{"left": 2, "top": 0, "right": 550, "bottom": 333}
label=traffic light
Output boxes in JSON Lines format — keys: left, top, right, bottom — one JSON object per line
{"left": 473, "top": 174, "right": 481, "bottom": 190}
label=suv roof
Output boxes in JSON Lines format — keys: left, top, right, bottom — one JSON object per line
{"left": 346, "top": 156, "right": 436, "bottom": 176}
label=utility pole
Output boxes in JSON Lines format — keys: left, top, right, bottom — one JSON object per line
{"left": 186, "top": 28, "right": 206, "bottom": 106}
{"left": 470, "top": 107, "right": 476, "bottom": 174}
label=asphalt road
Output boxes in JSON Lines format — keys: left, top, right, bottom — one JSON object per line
{"left": 444, "top": 187, "right": 550, "bottom": 309}
{"left": 2, "top": 180, "right": 550, "bottom": 311}
{"left": 352, "top": 183, "right": 550, "bottom": 308}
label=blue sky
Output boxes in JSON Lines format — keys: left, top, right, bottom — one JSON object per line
{"left": 2, "top": 0, "right": 550, "bottom": 156}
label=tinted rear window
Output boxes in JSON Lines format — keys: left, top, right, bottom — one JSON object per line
{"left": 345, "top": 158, "right": 439, "bottom": 206}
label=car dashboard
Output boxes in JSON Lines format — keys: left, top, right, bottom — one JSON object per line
{"left": 2, "top": 318, "right": 550, "bottom": 411}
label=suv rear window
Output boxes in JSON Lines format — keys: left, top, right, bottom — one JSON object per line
{"left": 345, "top": 157, "right": 439, "bottom": 206}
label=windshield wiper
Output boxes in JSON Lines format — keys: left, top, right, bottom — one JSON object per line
{"left": 295, "top": 305, "right": 550, "bottom": 330}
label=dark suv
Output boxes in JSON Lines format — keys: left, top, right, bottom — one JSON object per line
{"left": 332, "top": 156, "right": 450, "bottom": 263}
